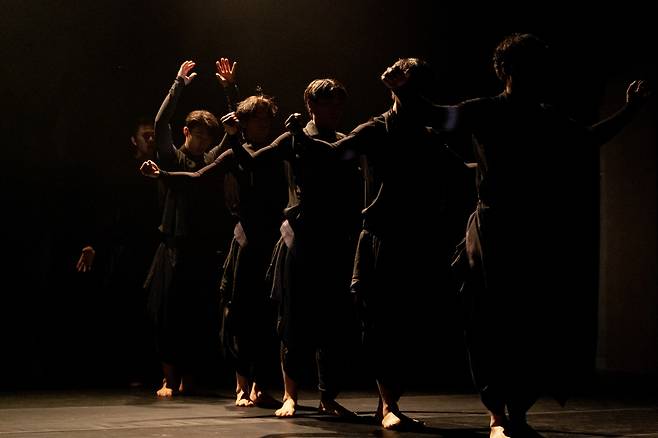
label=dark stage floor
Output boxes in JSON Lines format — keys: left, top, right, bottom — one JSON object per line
{"left": 1, "top": 388, "right": 657, "bottom": 437}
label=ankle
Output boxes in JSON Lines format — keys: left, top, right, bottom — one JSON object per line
{"left": 490, "top": 413, "right": 508, "bottom": 427}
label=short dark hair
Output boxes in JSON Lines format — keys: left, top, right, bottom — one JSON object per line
{"left": 132, "top": 116, "right": 154, "bottom": 136}
{"left": 304, "top": 79, "right": 347, "bottom": 114}
{"left": 235, "top": 95, "right": 278, "bottom": 122}
{"left": 185, "top": 110, "right": 219, "bottom": 135}
{"left": 391, "top": 57, "right": 436, "bottom": 99}
{"left": 493, "top": 33, "right": 550, "bottom": 82}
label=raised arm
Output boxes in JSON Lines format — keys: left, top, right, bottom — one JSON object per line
{"left": 205, "top": 132, "right": 231, "bottom": 162}
{"left": 589, "top": 80, "right": 652, "bottom": 146}
{"left": 216, "top": 57, "right": 240, "bottom": 111}
{"left": 206, "top": 59, "right": 240, "bottom": 160}
{"left": 154, "top": 60, "right": 197, "bottom": 167}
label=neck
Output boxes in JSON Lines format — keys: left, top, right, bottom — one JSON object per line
{"left": 391, "top": 97, "right": 419, "bottom": 121}
{"left": 134, "top": 151, "right": 153, "bottom": 161}
{"left": 311, "top": 119, "right": 336, "bottom": 134}
{"left": 392, "top": 98, "right": 401, "bottom": 115}
{"left": 182, "top": 143, "right": 203, "bottom": 157}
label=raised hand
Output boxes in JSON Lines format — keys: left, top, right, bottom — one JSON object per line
{"left": 626, "top": 80, "right": 652, "bottom": 106}
{"left": 140, "top": 160, "right": 161, "bottom": 178}
{"left": 177, "top": 60, "right": 197, "bottom": 85}
{"left": 216, "top": 57, "right": 238, "bottom": 86}
{"left": 221, "top": 112, "right": 240, "bottom": 136}
{"left": 76, "top": 246, "right": 96, "bottom": 272}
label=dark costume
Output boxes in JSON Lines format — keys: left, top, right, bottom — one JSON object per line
{"left": 76, "top": 146, "right": 162, "bottom": 385}
{"left": 145, "top": 77, "right": 234, "bottom": 373}
{"left": 438, "top": 92, "right": 639, "bottom": 415}
{"left": 299, "top": 110, "right": 469, "bottom": 390}
{"left": 158, "top": 140, "right": 288, "bottom": 389}
{"left": 237, "top": 121, "right": 363, "bottom": 398}
{"left": 101, "top": 152, "right": 161, "bottom": 384}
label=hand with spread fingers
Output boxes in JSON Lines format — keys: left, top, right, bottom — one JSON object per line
{"left": 216, "top": 57, "right": 238, "bottom": 86}
{"left": 176, "top": 60, "right": 197, "bottom": 85}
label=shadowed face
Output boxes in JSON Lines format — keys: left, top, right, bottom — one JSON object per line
{"left": 184, "top": 126, "right": 213, "bottom": 155}
{"left": 243, "top": 106, "right": 273, "bottom": 145}
{"left": 131, "top": 124, "right": 155, "bottom": 160}
{"left": 381, "top": 63, "right": 409, "bottom": 90}
{"left": 308, "top": 94, "right": 345, "bottom": 132}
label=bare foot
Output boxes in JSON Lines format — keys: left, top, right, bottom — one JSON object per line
{"left": 490, "top": 413, "right": 511, "bottom": 438}
{"left": 156, "top": 380, "right": 178, "bottom": 398}
{"left": 275, "top": 398, "right": 297, "bottom": 417}
{"left": 318, "top": 399, "right": 358, "bottom": 418}
{"left": 490, "top": 425, "right": 512, "bottom": 438}
{"left": 236, "top": 389, "right": 255, "bottom": 407}
{"left": 381, "top": 411, "right": 425, "bottom": 430}
{"left": 250, "top": 390, "right": 281, "bottom": 409}
{"left": 382, "top": 411, "right": 401, "bottom": 429}
{"left": 156, "top": 386, "right": 174, "bottom": 397}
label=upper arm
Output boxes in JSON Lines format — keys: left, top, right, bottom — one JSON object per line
{"left": 154, "top": 79, "right": 185, "bottom": 167}
{"left": 427, "top": 102, "right": 468, "bottom": 133}
{"left": 329, "top": 121, "right": 380, "bottom": 155}
{"left": 252, "top": 133, "right": 291, "bottom": 162}
{"left": 163, "top": 149, "right": 234, "bottom": 181}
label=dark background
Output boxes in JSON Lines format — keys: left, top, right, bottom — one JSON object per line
{"left": 0, "top": 1, "right": 655, "bottom": 392}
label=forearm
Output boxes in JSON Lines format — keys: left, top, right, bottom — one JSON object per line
{"left": 206, "top": 133, "right": 230, "bottom": 162}
{"left": 230, "top": 135, "right": 255, "bottom": 169}
{"left": 223, "top": 83, "right": 240, "bottom": 112}
{"left": 320, "top": 122, "right": 377, "bottom": 156}
{"left": 589, "top": 102, "right": 642, "bottom": 146}
{"left": 159, "top": 149, "right": 233, "bottom": 181}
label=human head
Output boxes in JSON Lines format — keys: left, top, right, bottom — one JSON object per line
{"left": 235, "top": 94, "right": 278, "bottom": 145}
{"left": 493, "top": 33, "right": 552, "bottom": 99}
{"left": 183, "top": 110, "right": 219, "bottom": 155}
{"left": 304, "top": 78, "right": 347, "bottom": 132}
{"left": 131, "top": 117, "right": 155, "bottom": 160}
{"left": 381, "top": 57, "right": 437, "bottom": 101}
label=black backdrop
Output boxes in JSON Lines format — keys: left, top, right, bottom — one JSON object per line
{"left": 0, "top": 0, "right": 655, "bottom": 390}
